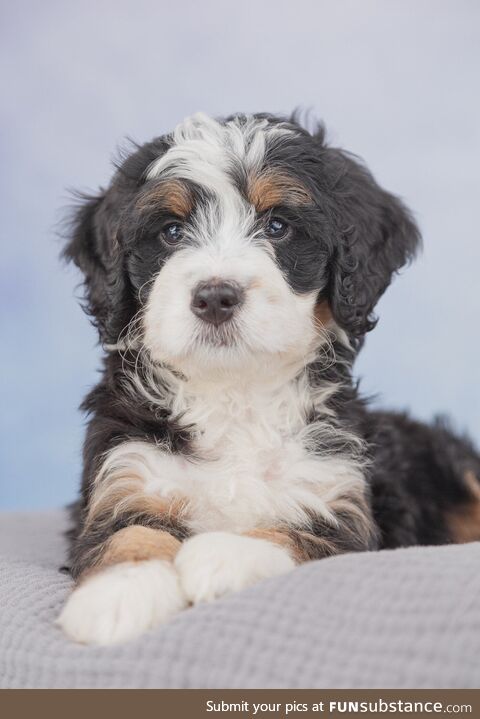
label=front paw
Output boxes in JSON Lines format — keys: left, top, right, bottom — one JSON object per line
{"left": 56, "top": 560, "right": 186, "bottom": 645}
{"left": 174, "top": 532, "right": 295, "bottom": 604}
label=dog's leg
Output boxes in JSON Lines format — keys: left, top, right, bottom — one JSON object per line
{"left": 58, "top": 493, "right": 191, "bottom": 646}
{"left": 58, "top": 439, "right": 195, "bottom": 644}
{"left": 250, "top": 491, "right": 379, "bottom": 562}
{"left": 58, "top": 522, "right": 187, "bottom": 645}
{"left": 174, "top": 531, "right": 296, "bottom": 604}
{"left": 175, "top": 492, "right": 377, "bottom": 605}
{"left": 58, "top": 444, "right": 194, "bottom": 644}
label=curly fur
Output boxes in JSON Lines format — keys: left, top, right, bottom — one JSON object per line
{"left": 59, "top": 111, "right": 480, "bottom": 644}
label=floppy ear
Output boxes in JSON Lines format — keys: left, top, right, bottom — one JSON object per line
{"left": 63, "top": 191, "right": 130, "bottom": 345}
{"left": 324, "top": 148, "right": 421, "bottom": 342}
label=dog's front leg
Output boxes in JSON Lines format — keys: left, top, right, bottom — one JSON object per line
{"left": 58, "top": 438, "right": 195, "bottom": 645}
{"left": 174, "top": 531, "right": 296, "bottom": 604}
{"left": 175, "top": 493, "right": 378, "bottom": 605}
{"left": 58, "top": 522, "right": 187, "bottom": 646}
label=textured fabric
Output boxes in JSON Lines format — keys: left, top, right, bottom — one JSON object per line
{"left": 0, "top": 510, "right": 479, "bottom": 689}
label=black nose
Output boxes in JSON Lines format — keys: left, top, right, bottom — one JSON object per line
{"left": 191, "top": 281, "right": 244, "bottom": 326}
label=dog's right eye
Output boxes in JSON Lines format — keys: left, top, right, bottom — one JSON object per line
{"left": 161, "top": 222, "right": 183, "bottom": 245}
{"left": 265, "top": 216, "right": 289, "bottom": 240}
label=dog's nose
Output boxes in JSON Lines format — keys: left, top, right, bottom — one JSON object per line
{"left": 191, "top": 281, "right": 244, "bottom": 326}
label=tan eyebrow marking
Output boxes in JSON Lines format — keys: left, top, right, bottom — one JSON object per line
{"left": 248, "top": 170, "right": 312, "bottom": 212}
{"left": 136, "top": 179, "right": 194, "bottom": 218}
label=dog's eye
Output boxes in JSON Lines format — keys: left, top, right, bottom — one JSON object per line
{"left": 162, "top": 222, "right": 183, "bottom": 244}
{"left": 265, "top": 217, "right": 289, "bottom": 239}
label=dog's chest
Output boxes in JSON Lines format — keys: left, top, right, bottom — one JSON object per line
{"left": 137, "top": 381, "right": 358, "bottom": 533}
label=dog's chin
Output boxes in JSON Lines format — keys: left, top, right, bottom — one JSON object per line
{"left": 157, "top": 340, "right": 258, "bottom": 381}
{"left": 153, "top": 329, "right": 317, "bottom": 385}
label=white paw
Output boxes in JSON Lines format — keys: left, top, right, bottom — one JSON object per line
{"left": 56, "top": 560, "right": 186, "bottom": 645}
{"left": 174, "top": 532, "right": 295, "bottom": 604}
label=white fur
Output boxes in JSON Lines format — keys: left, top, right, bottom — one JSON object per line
{"left": 147, "top": 112, "right": 294, "bottom": 193}
{"left": 92, "top": 366, "right": 364, "bottom": 535}
{"left": 175, "top": 532, "right": 296, "bottom": 603}
{"left": 142, "top": 245, "right": 321, "bottom": 377}
{"left": 57, "top": 560, "right": 186, "bottom": 645}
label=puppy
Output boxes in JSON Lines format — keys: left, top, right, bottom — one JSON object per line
{"left": 58, "top": 112, "right": 480, "bottom": 645}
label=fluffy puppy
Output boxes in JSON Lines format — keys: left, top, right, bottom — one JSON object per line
{"left": 58, "top": 112, "right": 480, "bottom": 645}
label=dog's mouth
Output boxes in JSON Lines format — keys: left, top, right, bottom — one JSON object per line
{"left": 193, "top": 320, "right": 240, "bottom": 349}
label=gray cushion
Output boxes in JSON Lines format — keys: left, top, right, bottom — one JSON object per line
{"left": 0, "top": 510, "right": 479, "bottom": 688}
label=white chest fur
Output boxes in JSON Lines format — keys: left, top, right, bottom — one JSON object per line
{"left": 96, "top": 371, "right": 365, "bottom": 534}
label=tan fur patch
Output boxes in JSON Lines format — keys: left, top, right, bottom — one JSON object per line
{"left": 292, "top": 530, "right": 338, "bottom": 560}
{"left": 447, "top": 471, "right": 480, "bottom": 543}
{"left": 79, "top": 525, "right": 182, "bottom": 581}
{"left": 245, "top": 528, "right": 306, "bottom": 563}
{"left": 85, "top": 473, "right": 189, "bottom": 531}
{"left": 246, "top": 526, "right": 343, "bottom": 563}
{"left": 248, "top": 170, "right": 312, "bottom": 212}
{"left": 314, "top": 301, "right": 333, "bottom": 329}
{"left": 101, "top": 525, "right": 181, "bottom": 566}
{"left": 247, "top": 485, "right": 375, "bottom": 563}
{"left": 136, "top": 179, "right": 193, "bottom": 218}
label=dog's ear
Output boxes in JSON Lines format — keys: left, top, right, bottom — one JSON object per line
{"left": 320, "top": 145, "right": 421, "bottom": 343}
{"left": 63, "top": 191, "right": 130, "bottom": 344}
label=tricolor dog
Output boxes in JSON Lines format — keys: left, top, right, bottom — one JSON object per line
{"left": 58, "top": 112, "right": 480, "bottom": 645}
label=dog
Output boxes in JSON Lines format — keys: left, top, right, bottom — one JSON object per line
{"left": 57, "top": 112, "right": 480, "bottom": 645}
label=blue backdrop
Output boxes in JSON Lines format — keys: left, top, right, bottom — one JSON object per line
{"left": 1, "top": 0, "right": 479, "bottom": 509}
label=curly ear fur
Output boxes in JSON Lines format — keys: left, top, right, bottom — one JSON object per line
{"left": 63, "top": 191, "right": 131, "bottom": 345}
{"left": 324, "top": 146, "right": 421, "bottom": 342}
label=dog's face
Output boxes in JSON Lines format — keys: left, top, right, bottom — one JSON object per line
{"left": 66, "top": 113, "right": 420, "bottom": 378}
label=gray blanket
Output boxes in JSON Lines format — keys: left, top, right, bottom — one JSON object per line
{"left": 0, "top": 510, "right": 479, "bottom": 688}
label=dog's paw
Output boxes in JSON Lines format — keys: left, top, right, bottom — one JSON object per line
{"left": 174, "top": 531, "right": 295, "bottom": 604}
{"left": 56, "top": 560, "right": 186, "bottom": 645}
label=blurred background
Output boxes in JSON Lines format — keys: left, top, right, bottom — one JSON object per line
{"left": 1, "top": 0, "right": 479, "bottom": 510}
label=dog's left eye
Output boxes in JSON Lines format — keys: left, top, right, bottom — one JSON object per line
{"left": 265, "top": 217, "right": 289, "bottom": 239}
{"left": 161, "top": 222, "right": 183, "bottom": 244}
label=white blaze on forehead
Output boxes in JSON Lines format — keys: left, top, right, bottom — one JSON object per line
{"left": 146, "top": 112, "right": 294, "bottom": 196}
{"left": 145, "top": 113, "right": 296, "bottom": 252}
